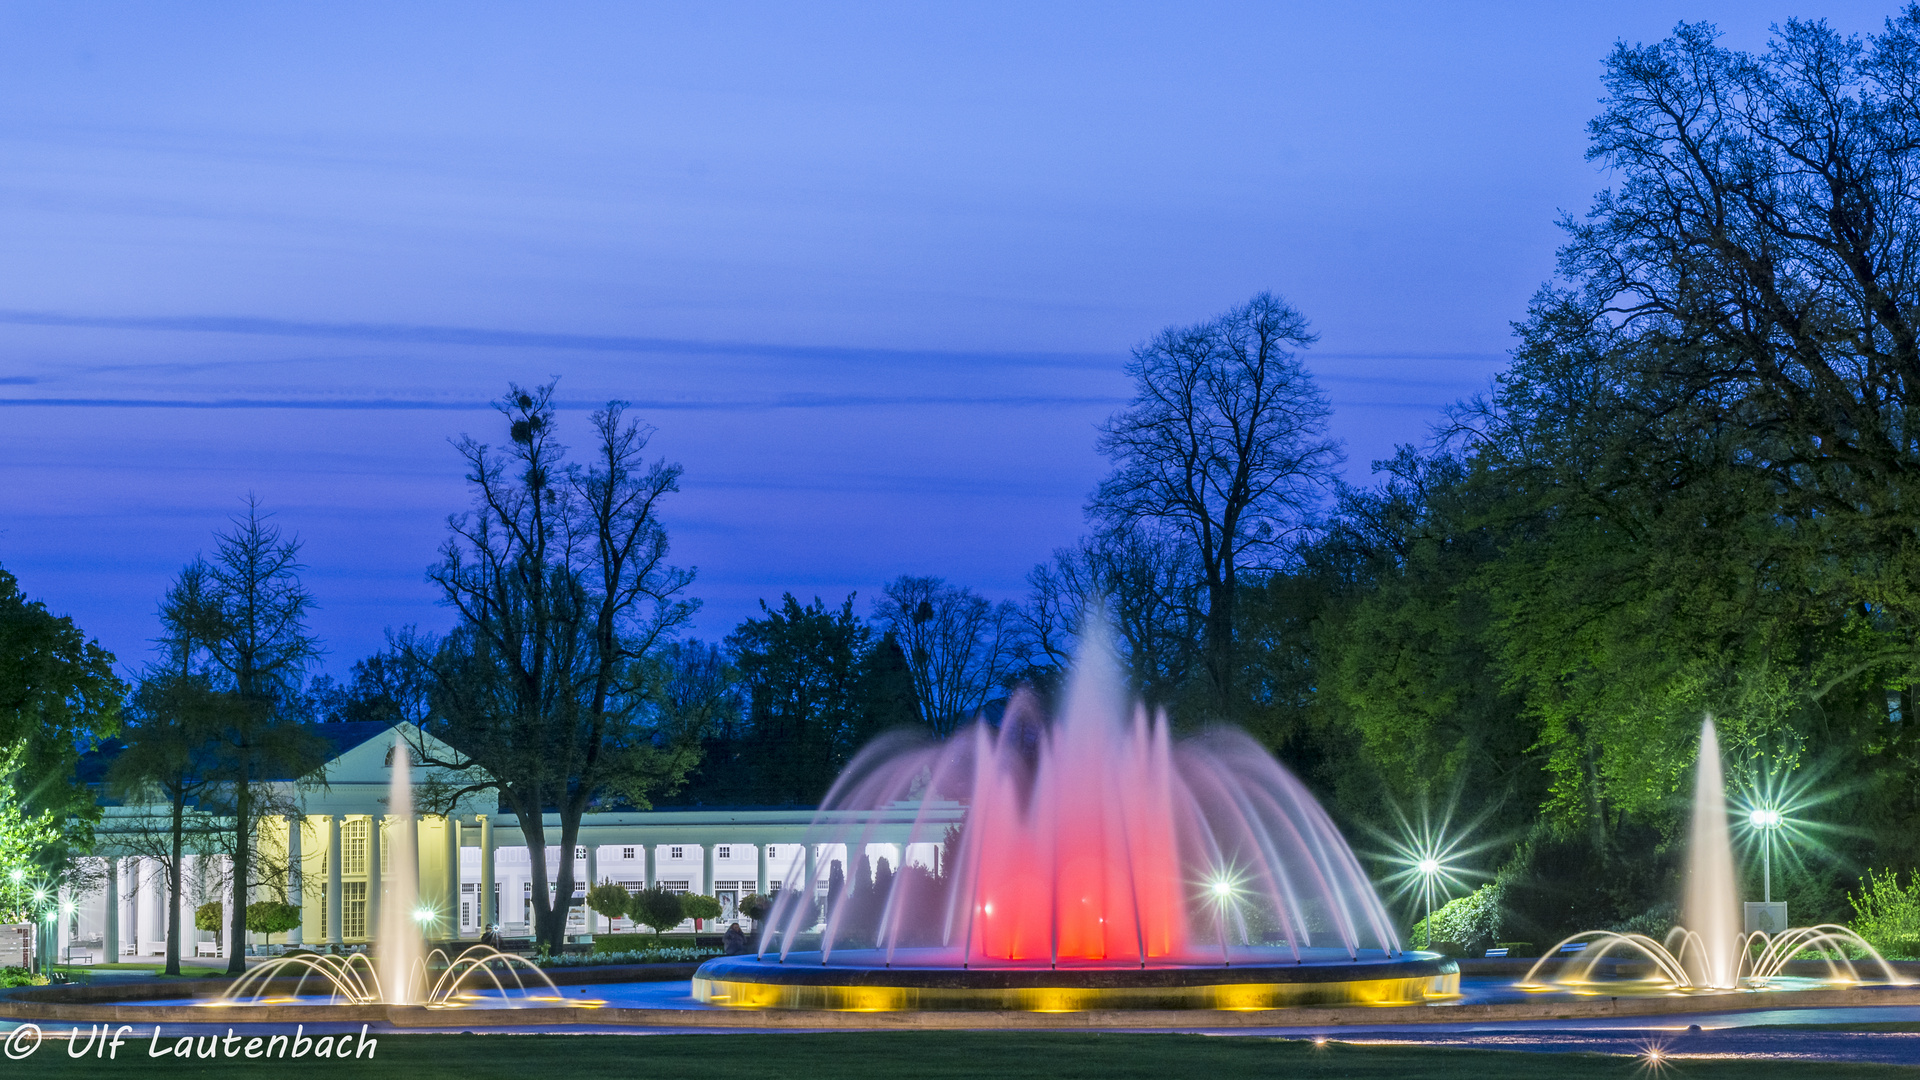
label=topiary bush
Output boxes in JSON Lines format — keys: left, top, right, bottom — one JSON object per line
{"left": 681, "top": 894, "right": 722, "bottom": 926}
{"left": 628, "top": 887, "right": 685, "bottom": 938}
{"left": 194, "top": 902, "right": 222, "bottom": 933}
{"left": 586, "top": 881, "right": 631, "bottom": 923}
{"left": 245, "top": 900, "right": 302, "bottom": 944}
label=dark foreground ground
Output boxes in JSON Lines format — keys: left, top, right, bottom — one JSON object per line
{"left": 7, "top": 1032, "right": 1918, "bottom": 1079}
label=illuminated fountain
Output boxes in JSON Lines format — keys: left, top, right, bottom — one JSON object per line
{"left": 217, "top": 737, "right": 566, "bottom": 1009}
{"left": 693, "top": 630, "right": 1456, "bottom": 1011}
{"left": 1523, "top": 718, "right": 1902, "bottom": 994}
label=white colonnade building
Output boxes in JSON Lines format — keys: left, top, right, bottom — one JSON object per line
{"left": 65, "top": 721, "right": 956, "bottom": 961}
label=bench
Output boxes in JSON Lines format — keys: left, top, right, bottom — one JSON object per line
{"left": 1558, "top": 941, "right": 1587, "bottom": 954}
{"left": 1483, "top": 947, "right": 1509, "bottom": 958}
{"left": 64, "top": 949, "right": 94, "bottom": 965}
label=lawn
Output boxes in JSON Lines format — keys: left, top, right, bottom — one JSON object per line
{"left": 9, "top": 1032, "right": 1915, "bottom": 1079}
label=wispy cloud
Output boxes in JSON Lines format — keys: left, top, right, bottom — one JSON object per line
{"left": 0, "top": 392, "right": 1126, "bottom": 411}
{"left": 0, "top": 309, "right": 1119, "bottom": 372}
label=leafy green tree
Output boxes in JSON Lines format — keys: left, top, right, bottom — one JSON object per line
{"left": 108, "top": 663, "right": 237, "bottom": 975}
{"left": 0, "top": 566, "right": 124, "bottom": 867}
{"left": 628, "top": 886, "right": 684, "bottom": 938}
{"left": 159, "top": 504, "right": 331, "bottom": 974}
{"left": 681, "top": 893, "right": 722, "bottom": 927}
{"left": 687, "top": 595, "right": 923, "bottom": 806}
{"left": 586, "top": 881, "right": 631, "bottom": 930}
{"left": 245, "top": 899, "right": 302, "bottom": 944}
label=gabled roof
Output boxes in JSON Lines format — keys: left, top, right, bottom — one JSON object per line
{"left": 77, "top": 720, "right": 406, "bottom": 792}
{"left": 307, "top": 721, "right": 401, "bottom": 763}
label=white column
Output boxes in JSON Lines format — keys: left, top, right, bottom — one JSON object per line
{"left": 56, "top": 887, "right": 71, "bottom": 961}
{"left": 585, "top": 844, "right": 599, "bottom": 933}
{"left": 326, "top": 815, "right": 343, "bottom": 947}
{"left": 104, "top": 857, "right": 120, "bottom": 960}
{"left": 756, "top": 844, "right": 768, "bottom": 897}
{"left": 132, "top": 859, "right": 151, "bottom": 954}
{"left": 644, "top": 844, "right": 657, "bottom": 889}
{"left": 479, "top": 815, "right": 495, "bottom": 929}
{"left": 286, "top": 815, "right": 304, "bottom": 946}
{"left": 701, "top": 845, "right": 714, "bottom": 896}
{"left": 446, "top": 817, "right": 461, "bottom": 938}
{"left": 366, "top": 816, "right": 382, "bottom": 941}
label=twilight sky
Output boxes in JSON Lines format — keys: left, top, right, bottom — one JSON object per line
{"left": 0, "top": 1, "right": 1901, "bottom": 675}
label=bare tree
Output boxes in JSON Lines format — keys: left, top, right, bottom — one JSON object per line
{"left": 160, "top": 501, "right": 329, "bottom": 973}
{"left": 1090, "top": 292, "right": 1341, "bottom": 710}
{"left": 873, "top": 576, "right": 1025, "bottom": 736}
{"left": 409, "top": 382, "right": 700, "bottom": 954}
{"left": 1025, "top": 524, "right": 1202, "bottom": 705}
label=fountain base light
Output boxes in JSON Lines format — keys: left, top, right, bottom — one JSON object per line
{"left": 692, "top": 949, "right": 1459, "bottom": 1011}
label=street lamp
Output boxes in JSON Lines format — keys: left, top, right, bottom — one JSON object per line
{"left": 1748, "top": 807, "right": 1784, "bottom": 902}
{"left": 1416, "top": 859, "right": 1441, "bottom": 949}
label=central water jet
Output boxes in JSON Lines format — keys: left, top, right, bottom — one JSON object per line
{"left": 693, "top": 626, "right": 1455, "bottom": 1010}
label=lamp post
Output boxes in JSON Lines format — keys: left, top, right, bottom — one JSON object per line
{"left": 1748, "top": 808, "right": 1783, "bottom": 902}
{"left": 1416, "top": 859, "right": 1440, "bottom": 949}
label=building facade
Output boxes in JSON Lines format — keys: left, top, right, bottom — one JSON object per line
{"left": 67, "top": 722, "right": 956, "bottom": 960}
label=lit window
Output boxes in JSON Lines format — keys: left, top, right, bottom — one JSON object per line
{"left": 343, "top": 882, "right": 368, "bottom": 939}
{"left": 669, "top": 846, "right": 683, "bottom": 859}
{"left": 342, "top": 819, "right": 368, "bottom": 876}
{"left": 718, "top": 846, "right": 731, "bottom": 859}
{"left": 622, "top": 847, "right": 635, "bottom": 859}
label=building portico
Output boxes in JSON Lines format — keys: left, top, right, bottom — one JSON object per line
{"left": 72, "top": 721, "right": 959, "bottom": 960}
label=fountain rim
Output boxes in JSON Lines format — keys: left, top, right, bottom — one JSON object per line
{"left": 695, "top": 950, "right": 1456, "bottom": 990}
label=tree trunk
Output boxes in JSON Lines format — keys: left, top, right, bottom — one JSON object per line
{"left": 166, "top": 795, "right": 185, "bottom": 977}
{"left": 228, "top": 770, "right": 249, "bottom": 974}
{"left": 514, "top": 799, "right": 559, "bottom": 954}
{"left": 1204, "top": 576, "right": 1236, "bottom": 713}
{"left": 547, "top": 814, "right": 584, "bottom": 956}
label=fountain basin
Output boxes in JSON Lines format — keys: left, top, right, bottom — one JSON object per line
{"left": 692, "top": 949, "right": 1459, "bottom": 1010}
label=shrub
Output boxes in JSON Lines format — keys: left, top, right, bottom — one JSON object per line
{"left": 0, "top": 967, "right": 45, "bottom": 988}
{"left": 681, "top": 894, "right": 722, "bottom": 924}
{"left": 1850, "top": 868, "right": 1920, "bottom": 952}
{"left": 245, "top": 900, "right": 302, "bottom": 943}
{"left": 194, "top": 902, "right": 223, "bottom": 933}
{"left": 1409, "top": 883, "right": 1503, "bottom": 952}
{"left": 739, "top": 893, "right": 772, "bottom": 921}
{"left": 586, "top": 881, "right": 631, "bottom": 922}
{"left": 629, "top": 887, "right": 685, "bottom": 936}
{"left": 542, "top": 946, "right": 721, "bottom": 967}
{"left": 1497, "top": 941, "right": 1539, "bottom": 957}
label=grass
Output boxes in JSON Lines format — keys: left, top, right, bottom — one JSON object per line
{"left": 8, "top": 1032, "right": 1916, "bottom": 1079}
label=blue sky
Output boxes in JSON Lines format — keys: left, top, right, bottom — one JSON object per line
{"left": 0, "top": 1, "right": 1902, "bottom": 674}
